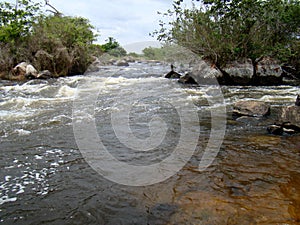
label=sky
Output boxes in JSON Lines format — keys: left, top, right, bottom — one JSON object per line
{"left": 45, "top": 0, "right": 174, "bottom": 53}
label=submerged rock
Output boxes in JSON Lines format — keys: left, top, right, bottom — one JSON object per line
{"left": 267, "top": 122, "right": 300, "bottom": 135}
{"left": 233, "top": 101, "right": 271, "bottom": 118}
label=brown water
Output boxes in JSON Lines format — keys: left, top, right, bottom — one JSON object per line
{"left": 0, "top": 62, "right": 299, "bottom": 224}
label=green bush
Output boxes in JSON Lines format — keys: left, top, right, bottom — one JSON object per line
{"left": 0, "top": 0, "right": 101, "bottom": 77}
{"left": 29, "top": 15, "right": 97, "bottom": 75}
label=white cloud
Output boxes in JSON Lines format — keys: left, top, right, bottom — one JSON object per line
{"left": 47, "top": 0, "right": 172, "bottom": 46}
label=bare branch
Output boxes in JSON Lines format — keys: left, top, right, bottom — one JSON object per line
{"left": 44, "top": 0, "right": 62, "bottom": 16}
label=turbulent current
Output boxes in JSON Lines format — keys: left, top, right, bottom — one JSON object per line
{"left": 0, "top": 62, "right": 299, "bottom": 224}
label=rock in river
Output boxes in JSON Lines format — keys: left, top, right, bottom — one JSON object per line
{"left": 165, "top": 65, "right": 181, "bottom": 79}
{"left": 233, "top": 101, "right": 271, "bottom": 118}
{"left": 267, "top": 105, "right": 300, "bottom": 135}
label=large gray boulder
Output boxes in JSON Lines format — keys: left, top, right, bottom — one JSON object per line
{"left": 188, "top": 60, "right": 223, "bottom": 85}
{"left": 280, "top": 106, "right": 300, "bottom": 127}
{"left": 252, "top": 57, "right": 283, "bottom": 85}
{"left": 115, "top": 60, "right": 129, "bottom": 67}
{"left": 12, "top": 62, "right": 38, "bottom": 80}
{"left": 224, "top": 59, "right": 253, "bottom": 85}
{"left": 268, "top": 105, "right": 300, "bottom": 135}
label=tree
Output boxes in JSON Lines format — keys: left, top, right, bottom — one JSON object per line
{"left": 100, "top": 37, "right": 127, "bottom": 57}
{"left": 0, "top": 0, "right": 100, "bottom": 77}
{"left": 154, "top": 0, "right": 300, "bottom": 68}
{"left": 0, "top": 0, "right": 42, "bottom": 43}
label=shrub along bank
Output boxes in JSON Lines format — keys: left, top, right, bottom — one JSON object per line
{"left": 0, "top": 0, "right": 108, "bottom": 80}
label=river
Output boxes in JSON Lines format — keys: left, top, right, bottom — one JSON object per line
{"left": 0, "top": 61, "right": 299, "bottom": 224}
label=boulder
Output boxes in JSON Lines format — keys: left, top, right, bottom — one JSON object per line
{"left": 85, "top": 58, "right": 103, "bottom": 74}
{"left": 233, "top": 101, "right": 270, "bottom": 117}
{"left": 54, "top": 47, "right": 72, "bottom": 76}
{"left": 280, "top": 105, "right": 300, "bottom": 127}
{"left": 123, "top": 56, "right": 135, "bottom": 63}
{"left": 115, "top": 60, "right": 129, "bottom": 67}
{"left": 12, "top": 62, "right": 38, "bottom": 79}
{"left": 37, "top": 70, "right": 53, "bottom": 79}
{"left": 224, "top": 59, "right": 253, "bottom": 85}
{"left": 189, "top": 60, "right": 223, "bottom": 85}
{"left": 252, "top": 57, "right": 283, "bottom": 85}
{"left": 267, "top": 105, "right": 300, "bottom": 135}
{"left": 178, "top": 73, "right": 197, "bottom": 84}
{"left": 295, "top": 95, "right": 300, "bottom": 106}
{"left": 165, "top": 70, "right": 181, "bottom": 79}
{"left": 25, "top": 64, "right": 38, "bottom": 78}
{"left": 12, "top": 62, "right": 28, "bottom": 77}
{"left": 165, "top": 65, "right": 181, "bottom": 79}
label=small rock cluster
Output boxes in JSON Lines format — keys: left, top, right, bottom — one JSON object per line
{"left": 165, "top": 57, "right": 299, "bottom": 86}
{"left": 231, "top": 96, "right": 300, "bottom": 135}
{"left": 11, "top": 62, "right": 53, "bottom": 80}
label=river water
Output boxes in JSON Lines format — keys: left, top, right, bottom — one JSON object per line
{"left": 0, "top": 62, "right": 299, "bottom": 224}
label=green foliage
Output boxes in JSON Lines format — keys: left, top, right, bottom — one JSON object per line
{"left": 127, "top": 52, "right": 140, "bottom": 58}
{"left": 100, "top": 37, "right": 127, "bottom": 57}
{"left": 29, "top": 15, "right": 98, "bottom": 75}
{"left": 0, "top": 0, "right": 101, "bottom": 77}
{"left": 154, "top": 0, "right": 300, "bottom": 67}
{"left": 108, "top": 46, "right": 127, "bottom": 57}
{"left": 32, "top": 15, "right": 96, "bottom": 49}
{"left": 100, "top": 37, "right": 119, "bottom": 52}
{"left": 0, "top": 0, "right": 42, "bottom": 43}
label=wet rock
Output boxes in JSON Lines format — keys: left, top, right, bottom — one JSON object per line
{"left": 268, "top": 106, "right": 300, "bottom": 135}
{"left": 12, "top": 62, "right": 38, "bottom": 79}
{"left": 85, "top": 58, "right": 103, "bottom": 73}
{"left": 224, "top": 59, "right": 253, "bottom": 85}
{"left": 189, "top": 60, "right": 223, "bottom": 85}
{"left": 267, "top": 122, "right": 300, "bottom": 135}
{"left": 236, "top": 116, "right": 261, "bottom": 125}
{"left": 282, "top": 64, "right": 300, "bottom": 85}
{"left": 178, "top": 73, "right": 197, "bottom": 84}
{"left": 123, "top": 56, "right": 135, "bottom": 63}
{"left": 115, "top": 60, "right": 129, "bottom": 67}
{"left": 165, "top": 65, "right": 181, "bottom": 79}
{"left": 233, "top": 101, "right": 270, "bottom": 117}
{"left": 252, "top": 57, "right": 283, "bottom": 85}
{"left": 37, "top": 70, "right": 53, "bottom": 79}
{"left": 165, "top": 70, "right": 181, "bottom": 79}
{"left": 280, "top": 105, "right": 300, "bottom": 127}
{"left": 295, "top": 95, "right": 300, "bottom": 106}
{"left": 269, "top": 123, "right": 300, "bottom": 135}
{"left": 267, "top": 124, "right": 284, "bottom": 135}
